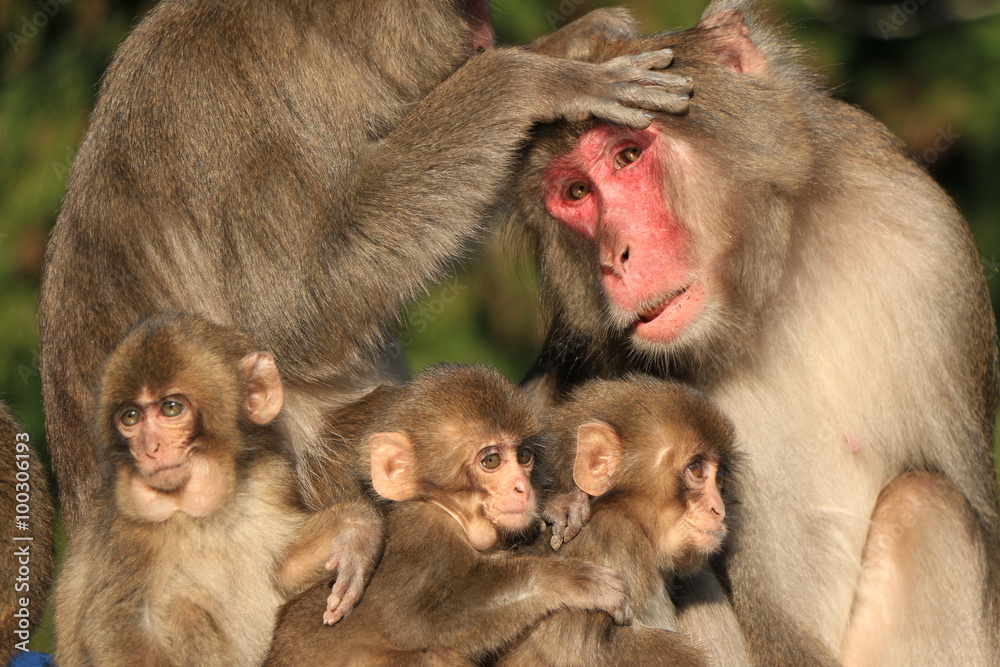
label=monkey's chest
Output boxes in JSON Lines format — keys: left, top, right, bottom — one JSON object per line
{"left": 143, "top": 510, "right": 300, "bottom": 665}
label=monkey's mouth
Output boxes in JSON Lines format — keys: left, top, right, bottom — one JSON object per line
{"left": 633, "top": 281, "right": 705, "bottom": 343}
{"left": 637, "top": 285, "right": 691, "bottom": 324}
{"left": 141, "top": 462, "right": 192, "bottom": 492}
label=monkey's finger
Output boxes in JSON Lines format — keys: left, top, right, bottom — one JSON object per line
{"left": 581, "top": 100, "right": 654, "bottom": 130}
{"left": 605, "top": 48, "right": 675, "bottom": 71}
{"left": 612, "top": 84, "right": 691, "bottom": 114}
{"left": 550, "top": 521, "right": 566, "bottom": 551}
{"left": 628, "top": 71, "right": 693, "bottom": 95}
{"left": 614, "top": 600, "right": 634, "bottom": 626}
{"left": 562, "top": 505, "right": 584, "bottom": 543}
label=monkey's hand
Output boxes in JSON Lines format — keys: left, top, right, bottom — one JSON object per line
{"left": 542, "top": 489, "right": 592, "bottom": 551}
{"left": 322, "top": 517, "right": 383, "bottom": 625}
{"left": 560, "top": 560, "right": 633, "bottom": 626}
{"left": 534, "top": 48, "right": 694, "bottom": 130}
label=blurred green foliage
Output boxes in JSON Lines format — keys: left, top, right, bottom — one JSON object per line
{"left": 2, "top": 0, "right": 999, "bottom": 653}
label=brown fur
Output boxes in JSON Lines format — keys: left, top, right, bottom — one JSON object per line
{"left": 514, "top": 1, "right": 1000, "bottom": 664}
{"left": 55, "top": 315, "right": 381, "bottom": 666}
{"left": 268, "top": 365, "right": 632, "bottom": 666}
{"left": 0, "top": 401, "right": 55, "bottom": 662}
{"left": 39, "top": 0, "right": 693, "bottom": 535}
{"left": 498, "top": 377, "right": 737, "bottom": 667}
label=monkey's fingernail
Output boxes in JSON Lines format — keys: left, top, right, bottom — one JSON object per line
{"left": 684, "top": 77, "right": 692, "bottom": 84}
{"left": 679, "top": 95, "right": 689, "bottom": 101}
{"left": 550, "top": 534, "right": 563, "bottom": 550}
{"left": 643, "top": 112, "right": 656, "bottom": 119}
{"left": 327, "top": 596, "right": 341, "bottom": 611}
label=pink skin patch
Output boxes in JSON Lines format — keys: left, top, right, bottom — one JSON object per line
{"left": 543, "top": 124, "right": 705, "bottom": 345}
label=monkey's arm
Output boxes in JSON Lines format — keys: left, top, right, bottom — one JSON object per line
{"left": 276, "top": 499, "right": 384, "bottom": 624}
{"left": 377, "top": 505, "right": 630, "bottom": 657}
{"left": 317, "top": 48, "right": 691, "bottom": 342}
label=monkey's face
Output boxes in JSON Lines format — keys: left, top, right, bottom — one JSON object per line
{"left": 656, "top": 450, "right": 727, "bottom": 572}
{"left": 540, "top": 122, "right": 745, "bottom": 363}
{"left": 472, "top": 439, "right": 538, "bottom": 535}
{"left": 115, "top": 390, "right": 198, "bottom": 492}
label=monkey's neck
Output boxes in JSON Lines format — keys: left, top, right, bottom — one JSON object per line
{"left": 118, "top": 457, "right": 234, "bottom": 522}
{"left": 567, "top": 509, "right": 667, "bottom": 609}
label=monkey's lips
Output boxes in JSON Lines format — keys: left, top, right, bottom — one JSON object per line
{"left": 633, "top": 281, "right": 705, "bottom": 343}
{"left": 139, "top": 461, "right": 192, "bottom": 492}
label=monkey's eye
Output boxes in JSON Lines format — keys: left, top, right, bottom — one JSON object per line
{"left": 566, "top": 181, "right": 591, "bottom": 201}
{"left": 516, "top": 447, "right": 533, "bottom": 466}
{"left": 716, "top": 468, "right": 725, "bottom": 489}
{"left": 614, "top": 146, "right": 642, "bottom": 168}
{"left": 687, "top": 460, "right": 705, "bottom": 479}
{"left": 480, "top": 453, "right": 501, "bottom": 470}
{"left": 160, "top": 400, "right": 185, "bottom": 418}
{"left": 120, "top": 408, "right": 141, "bottom": 427}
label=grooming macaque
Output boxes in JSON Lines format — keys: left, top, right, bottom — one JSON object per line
{"left": 55, "top": 315, "right": 381, "bottom": 666}
{"left": 39, "top": 0, "right": 693, "bottom": 551}
{"left": 0, "top": 402, "right": 54, "bottom": 663}
{"left": 515, "top": 0, "right": 1000, "bottom": 664}
{"left": 267, "top": 365, "right": 631, "bottom": 666}
{"left": 499, "top": 377, "right": 735, "bottom": 667}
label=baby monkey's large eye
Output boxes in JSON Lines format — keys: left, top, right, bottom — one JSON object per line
{"left": 160, "top": 400, "right": 184, "bottom": 418}
{"left": 120, "top": 408, "right": 141, "bottom": 427}
{"left": 567, "top": 181, "right": 591, "bottom": 200}
{"left": 615, "top": 146, "right": 642, "bottom": 168}
{"left": 687, "top": 459, "right": 705, "bottom": 479}
{"left": 481, "top": 453, "right": 501, "bottom": 470}
{"left": 516, "top": 447, "right": 533, "bottom": 465}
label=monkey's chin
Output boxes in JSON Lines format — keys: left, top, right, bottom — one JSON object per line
{"left": 632, "top": 281, "right": 706, "bottom": 345}
{"left": 493, "top": 511, "right": 537, "bottom": 536}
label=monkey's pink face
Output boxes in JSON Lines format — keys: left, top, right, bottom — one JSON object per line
{"left": 543, "top": 124, "right": 707, "bottom": 348}
{"left": 116, "top": 390, "right": 197, "bottom": 492}
{"left": 475, "top": 441, "right": 537, "bottom": 533}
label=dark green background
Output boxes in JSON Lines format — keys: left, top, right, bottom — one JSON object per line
{"left": 2, "top": 0, "right": 999, "bottom": 652}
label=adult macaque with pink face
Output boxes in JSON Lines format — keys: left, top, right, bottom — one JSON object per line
{"left": 515, "top": 1, "right": 1000, "bottom": 665}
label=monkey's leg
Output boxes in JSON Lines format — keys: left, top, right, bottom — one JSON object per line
{"left": 840, "top": 471, "right": 992, "bottom": 667}
{"left": 674, "top": 570, "right": 751, "bottom": 667}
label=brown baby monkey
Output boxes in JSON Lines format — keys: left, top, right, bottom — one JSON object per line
{"left": 498, "top": 376, "right": 737, "bottom": 667}
{"left": 55, "top": 314, "right": 381, "bottom": 666}
{"left": 267, "top": 365, "right": 631, "bottom": 666}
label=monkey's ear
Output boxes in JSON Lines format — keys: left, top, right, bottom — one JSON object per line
{"left": 370, "top": 432, "right": 420, "bottom": 502}
{"left": 242, "top": 352, "right": 284, "bottom": 425}
{"left": 573, "top": 422, "right": 621, "bottom": 498}
{"left": 697, "top": 8, "right": 768, "bottom": 75}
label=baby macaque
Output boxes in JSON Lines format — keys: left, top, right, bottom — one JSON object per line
{"left": 498, "top": 376, "right": 737, "bottom": 667}
{"left": 55, "top": 314, "right": 381, "bottom": 666}
{"left": 267, "top": 365, "right": 631, "bottom": 666}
